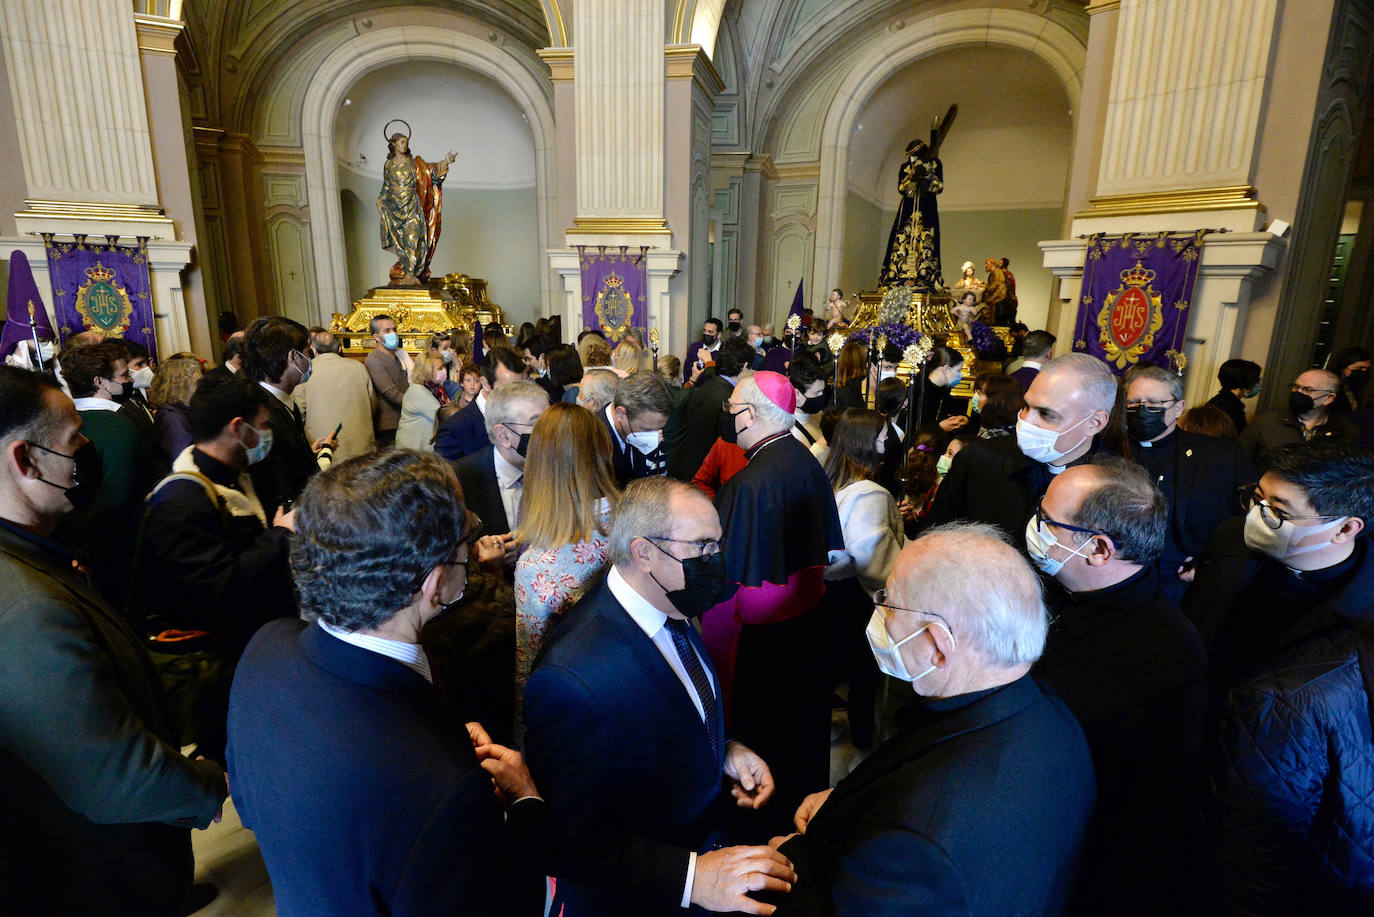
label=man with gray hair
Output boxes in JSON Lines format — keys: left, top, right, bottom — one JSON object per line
{"left": 1238, "top": 365, "right": 1357, "bottom": 461}
{"left": 1029, "top": 457, "right": 1207, "bottom": 915}
{"left": 603, "top": 371, "right": 675, "bottom": 485}
{"left": 454, "top": 380, "right": 548, "bottom": 560}
{"left": 293, "top": 327, "right": 377, "bottom": 462}
{"left": 925, "top": 351, "right": 1119, "bottom": 549}
{"left": 769, "top": 522, "right": 1095, "bottom": 916}
{"left": 524, "top": 477, "right": 796, "bottom": 917}
{"left": 575, "top": 367, "right": 619, "bottom": 414}
{"left": 1124, "top": 364, "right": 1252, "bottom": 602}
{"left": 705, "top": 370, "right": 844, "bottom": 831}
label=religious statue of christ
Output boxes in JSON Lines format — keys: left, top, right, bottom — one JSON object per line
{"left": 878, "top": 138, "right": 944, "bottom": 291}
{"left": 377, "top": 126, "right": 456, "bottom": 286}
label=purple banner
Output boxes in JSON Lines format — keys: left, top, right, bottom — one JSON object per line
{"left": 1072, "top": 230, "right": 1207, "bottom": 376}
{"left": 577, "top": 245, "right": 648, "bottom": 344}
{"left": 42, "top": 234, "right": 156, "bottom": 354}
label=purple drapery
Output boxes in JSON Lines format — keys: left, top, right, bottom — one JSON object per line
{"left": 577, "top": 246, "right": 648, "bottom": 344}
{"left": 42, "top": 234, "right": 157, "bottom": 354}
{"left": 1072, "top": 230, "right": 1207, "bottom": 376}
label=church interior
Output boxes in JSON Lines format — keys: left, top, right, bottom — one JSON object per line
{"left": 0, "top": 0, "right": 1371, "bottom": 410}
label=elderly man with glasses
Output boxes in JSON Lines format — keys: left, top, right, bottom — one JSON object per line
{"left": 765, "top": 522, "right": 1095, "bottom": 917}
{"left": 1239, "top": 366, "right": 1357, "bottom": 462}
{"left": 1123, "top": 365, "right": 1254, "bottom": 602}
{"left": 524, "top": 476, "right": 795, "bottom": 917}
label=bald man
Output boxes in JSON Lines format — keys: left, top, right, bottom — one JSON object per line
{"left": 768, "top": 523, "right": 1094, "bottom": 917}
{"left": 1239, "top": 367, "right": 1356, "bottom": 462}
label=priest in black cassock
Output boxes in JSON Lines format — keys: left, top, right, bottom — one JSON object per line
{"left": 703, "top": 371, "right": 844, "bottom": 833}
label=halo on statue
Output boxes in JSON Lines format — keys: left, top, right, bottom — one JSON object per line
{"left": 382, "top": 119, "right": 413, "bottom": 143}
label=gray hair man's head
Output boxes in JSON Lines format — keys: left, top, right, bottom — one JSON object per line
{"left": 732, "top": 374, "right": 794, "bottom": 433}
{"left": 609, "top": 476, "right": 713, "bottom": 567}
{"left": 1064, "top": 456, "right": 1168, "bottom": 565}
{"left": 577, "top": 368, "right": 620, "bottom": 413}
{"left": 310, "top": 329, "right": 340, "bottom": 355}
{"left": 484, "top": 380, "right": 549, "bottom": 438}
{"left": 900, "top": 522, "right": 1049, "bottom": 668}
{"left": 1041, "top": 353, "right": 1118, "bottom": 416}
{"left": 1125, "top": 364, "right": 1183, "bottom": 402}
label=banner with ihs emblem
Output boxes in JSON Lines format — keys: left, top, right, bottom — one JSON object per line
{"left": 42, "top": 234, "right": 157, "bottom": 354}
{"left": 1072, "top": 230, "right": 1208, "bottom": 376}
{"left": 576, "top": 245, "right": 648, "bottom": 344}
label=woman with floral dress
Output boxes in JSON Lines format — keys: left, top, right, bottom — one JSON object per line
{"left": 511, "top": 402, "right": 621, "bottom": 740}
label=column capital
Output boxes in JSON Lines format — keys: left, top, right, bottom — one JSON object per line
{"left": 664, "top": 44, "right": 724, "bottom": 99}
{"left": 1084, "top": 0, "right": 1120, "bottom": 13}
{"left": 133, "top": 14, "right": 183, "bottom": 57}
{"left": 537, "top": 47, "right": 574, "bottom": 82}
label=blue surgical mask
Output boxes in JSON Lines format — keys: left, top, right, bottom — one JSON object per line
{"left": 383, "top": 331, "right": 401, "bottom": 350}
{"left": 240, "top": 426, "right": 273, "bottom": 465}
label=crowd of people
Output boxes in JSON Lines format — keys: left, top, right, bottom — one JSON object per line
{"left": 3, "top": 307, "right": 1374, "bottom": 916}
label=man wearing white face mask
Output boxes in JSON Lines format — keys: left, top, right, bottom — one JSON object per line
{"left": 767, "top": 522, "right": 1095, "bottom": 917}
{"left": 1028, "top": 458, "right": 1207, "bottom": 915}
{"left": 603, "top": 371, "right": 674, "bottom": 487}
{"left": 1185, "top": 441, "right": 1374, "bottom": 697}
{"left": 924, "top": 352, "right": 1117, "bottom": 549}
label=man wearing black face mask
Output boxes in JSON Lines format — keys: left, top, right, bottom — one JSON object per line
{"left": 1239, "top": 368, "right": 1356, "bottom": 462}
{"left": 682, "top": 317, "right": 724, "bottom": 384}
{"left": 454, "top": 381, "right": 548, "bottom": 557}
{"left": 54, "top": 339, "right": 155, "bottom": 604}
{"left": 788, "top": 351, "right": 828, "bottom": 452}
{"left": 1124, "top": 365, "right": 1253, "bottom": 603}
{"left": 525, "top": 477, "right": 795, "bottom": 917}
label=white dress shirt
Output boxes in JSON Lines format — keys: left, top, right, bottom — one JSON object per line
{"left": 72, "top": 397, "right": 120, "bottom": 413}
{"left": 317, "top": 619, "right": 432, "bottom": 683}
{"left": 493, "top": 447, "right": 524, "bottom": 531}
{"left": 605, "top": 565, "right": 719, "bottom": 907}
{"left": 259, "top": 380, "right": 293, "bottom": 407}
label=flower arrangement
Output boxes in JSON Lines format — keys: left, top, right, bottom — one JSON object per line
{"left": 846, "top": 322, "right": 927, "bottom": 352}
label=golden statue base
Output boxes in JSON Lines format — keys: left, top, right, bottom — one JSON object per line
{"left": 330, "top": 272, "right": 508, "bottom": 355}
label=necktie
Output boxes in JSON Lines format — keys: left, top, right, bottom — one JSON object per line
{"left": 665, "top": 618, "right": 719, "bottom": 760}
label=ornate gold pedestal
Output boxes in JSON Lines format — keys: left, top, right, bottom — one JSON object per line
{"left": 330, "top": 274, "right": 508, "bottom": 355}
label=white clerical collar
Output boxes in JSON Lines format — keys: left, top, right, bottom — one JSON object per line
{"left": 72, "top": 397, "right": 120, "bottom": 412}
{"left": 258, "top": 381, "right": 292, "bottom": 406}
{"left": 493, "top": 447, "right": 523, "bottom": 489}
{"left": 607, "top": 566, "right": 668, "bottom": 642}
{"left": 317, "top": 619, "right": 432, "bottom": 683}
{"left": 1023, "top": 360, "right": 1043, "bottom": 370}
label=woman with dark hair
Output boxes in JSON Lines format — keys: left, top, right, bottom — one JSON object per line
{"left": 897, "top": 427, "right": 945, "bottom": 531}
{"left": 823, "top": 408, "right": 905, "bottom": 747}
{"left": 1328, "top": 345, "right": 1372, "bottom": 414}
{"left": 915, "top": 344, "right": 967, "bottom": 431}
{"left": 544, "top": 344, "right": 582, "bottom": 404}
{"left": 971, "top": 371, "right": 1023, "bottom": 439}
{"left": 834, "top": 339, "right": 869, "bottom": 409}
{"left": 515, "top": 321, "right": 536, "bottom": 351}
{"left": 1207, "top": 358, "right": 1262, "bottom": 434}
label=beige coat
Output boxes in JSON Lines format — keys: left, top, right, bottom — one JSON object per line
{"left": 293, "top": 352, "right": 376, "bottom": 461}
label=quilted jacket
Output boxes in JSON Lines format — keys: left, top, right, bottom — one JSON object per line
{"left": 1205, "top": 626, "right": 1374, "bottom": 915}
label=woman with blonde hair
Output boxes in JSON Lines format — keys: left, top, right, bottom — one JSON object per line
{"left": 834, "top": 338, "right": 868, "bottom": 409}
{"left": 611, "top": 339, "right": 643, "bottom": 377}
{"left": 395, "top": 351, "right": 450, "bottom": 450}
{"left": 425, "top": 331, "right": 460, "bottom": 399}
{"left": 512, "top": 402, "right": 621, "bottom": 737}
{"left": 148, "top": 354, "right": 206, "bottom": 470}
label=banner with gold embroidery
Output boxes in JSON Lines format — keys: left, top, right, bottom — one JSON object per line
{"left": 42, "top": 234, "right": 156, "bottom": 354}
{"left": 1072, "top": 230, "right": 1207, "bottom": 376}
{"left": 577, "top": 245, "right": 648, "bottom": 344}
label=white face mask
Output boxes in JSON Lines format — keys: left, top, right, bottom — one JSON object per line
{"left": 1242, "top": 503, "right": 1349, "bottom": 562}
{"left": 625, "top": 428, "right": 662, "bottom": 456}
{"left": 1016, "top": 413, "right": 1093, "bottom": 465}
{"left": 1024, "top": 516, "right": 1095, "bottom": 578}
{"left": 879, "top": 369, "right": 897, "bottom": 381}
{"left": 865, "top": 608, "right": 953, "bottom": 682}
{"left": 131, "top": 366, "right": 154, "bottom": 390}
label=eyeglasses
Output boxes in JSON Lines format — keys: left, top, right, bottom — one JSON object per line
{"left": 1291, "top": 384, "right": 1334, "bottom": 397}
{"left": 1237, "top": 485, "right": 1341, "bottom": 530}
{"left": 1032, "top": 500, "right": 1105, "bottom": 538}
{"left": 1124, "top": 398, "right": 1178, "bottom": 410}
{"left": 872, "top": 589, "right": 957, "bottom": 644}
{"left": 721, "top": 401, "right": 754, "bottom": 417}
{"left": 644, "top": 536, "right": 723, "bottom": 559}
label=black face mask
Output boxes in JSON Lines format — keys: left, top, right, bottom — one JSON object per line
{"left": 1125, "top": 406, "right": 1170, "bottom": 442}
{"left": 799, "top": 392, "right": 827, "bottom": 415}
{"left": 107, "top": 380, "right": 131, "bottom": 405}
{"left": 515, "top": 431, "right": 532, "bottom": 458}
{"left": 29, "top": 440, "right": 98, "bottom": 513}
{"left": 1289, "top": 391, "right": 1316, "bottom": 415}
{"left": 1348, "top": 369, "right": 1369, "bottom": 393}
{"left": 720, "top": 405, "right": 748, "bottom": 445}
{"left": 647, "top": 543, "right": 737, "bottom": 618}
{"left": 702, "top": 332, "right": 718, "bottom": 346}
{"left": 728, "top": 321, "right": 742, "bottom": 334}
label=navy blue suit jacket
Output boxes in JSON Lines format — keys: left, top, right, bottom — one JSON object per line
{"left": 775, "top": 675, "right": 1096, "bottom": 917}
{"left": 435, "top": 399, "right": 489, "bottom": 462}
{"left": 524, "top": 579, "right": 727, "bottom": 917}
{"left": 226, "top": 619, "right": 546, "bottom": 917}
{"left": 453, "top": 447, "right": 509, "bottom": 537}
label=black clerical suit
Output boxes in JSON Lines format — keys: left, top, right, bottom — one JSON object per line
{"left": 772, "top": 675, "right": 1095, "bottom": 917}
{"left": 665, "top": 371, "right": 734, "bottom": 482}
{"left": 1131, "top": 427, "right": 1254, "bottom": 603}
{"left": 454, "top": 447, "right": 511, "bottom": 538}
{"left": 1184, "top": 519, "right": 1374, "bottom": 699}
{"left": 1205, "top": 389, "right": 1248, "bottom": 434}
{"left": 1035, "top": 567, "right": 1208, "bottom": 916}
{"left": 249, "top": 388, "right": 317, "bottom": 512}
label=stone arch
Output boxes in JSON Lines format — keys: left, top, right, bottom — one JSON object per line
{"left": 809, "top": 8, "right": 1086, "bottom": 286}
{"left": 301, "top": 25, "right": 558, "bottom": 318}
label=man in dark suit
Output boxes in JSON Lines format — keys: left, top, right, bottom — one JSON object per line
{"left": 1125, "top": 365, "right": 1254, "bottom": 602}
{"left": 665, "top": 336, "right": 754, "bottom": 481}
{"left": 1205, "top": 358, "right": 1261, "bottom": 435}
{"left": 601, "top": 371, "right": 675, "bottom": 486}
{"left": 227, "top": 449, "right": 547, "bottom": 917}
{"left": 0, "top": 366, "right": 226, "bottom": 916}
{"left": 436, "top": 346, "right": 528, "bottom": 462}
{"left": 524, "top": 477, "right": 796, "bottom": 917}
{"left": 453, "top": 380, "right": 548, "bottom": 550}
{"left": 681, "top": 316, "right": 724, "bottom": 384}
{"left": 924, "top": 353, "right": 1117, "bottom": 548}
{"left": 1009, "top": 329, "right": 1054, "bottom": 391}
{"left": 1030, "top": 459, "right": 1207, "bottom": 915}
{"left": 769, "top": 522, "right": 1096, "bottom": 916}
{"left": 202, "top": 331, "right": 244, "bottom": 385}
